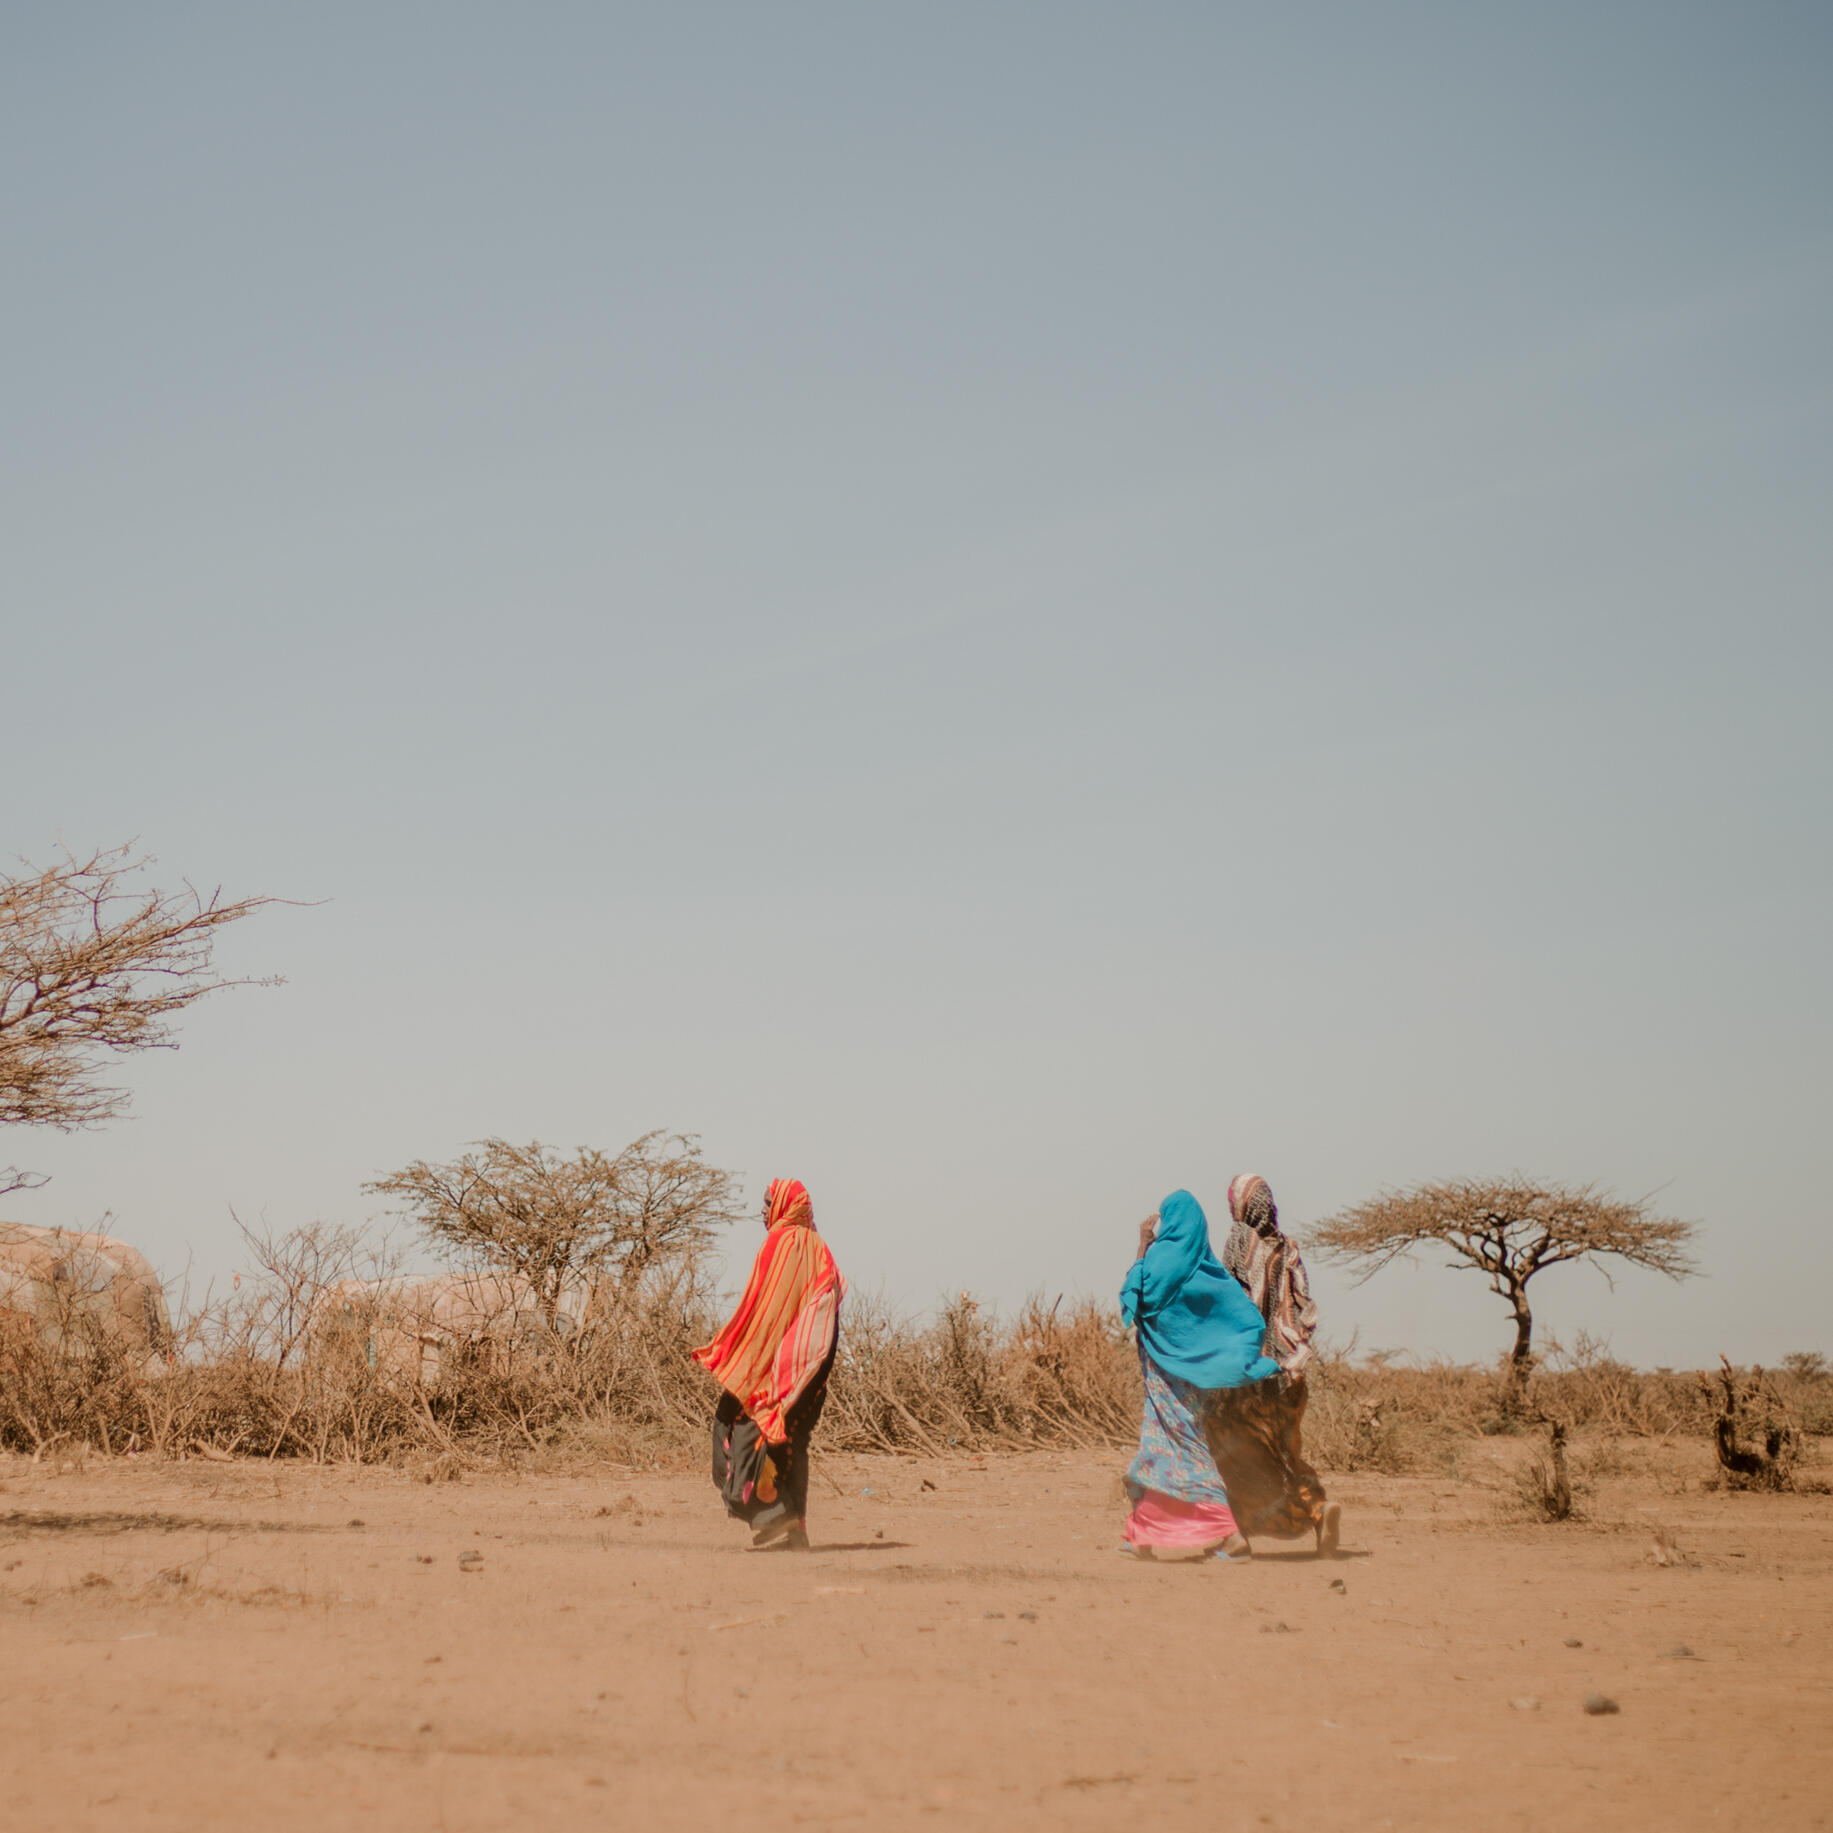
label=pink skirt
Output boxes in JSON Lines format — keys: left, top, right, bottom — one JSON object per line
{"left": 1123, "top": 1488, "right": 1239, "bottom": 1552}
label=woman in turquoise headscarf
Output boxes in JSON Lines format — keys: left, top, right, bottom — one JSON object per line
{"left": 1119, "top": 1189, "right": 1277, "bottom": 1560}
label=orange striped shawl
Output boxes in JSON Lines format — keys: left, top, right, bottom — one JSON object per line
{"left": 692, "top": 1219, "right": 843, "bottom": 1445}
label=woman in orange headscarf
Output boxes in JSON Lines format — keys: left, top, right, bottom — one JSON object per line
{"left": 692, "top": 1178, "right": 844, "bottom": 1549}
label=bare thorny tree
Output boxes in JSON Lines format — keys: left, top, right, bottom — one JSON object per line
{"left": 366, "top": 1132, "right": 741, "bottom": 1329}
{"left": 0, "top": 844, "right": 276, "bottom": 1197}
{"left": 1309, "top": 1175, "right": 1698, "bottom": 1406}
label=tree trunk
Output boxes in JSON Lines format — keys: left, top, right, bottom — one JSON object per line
{"left": 1502, "top": 1296, "right": 1534, "bottom": 1410}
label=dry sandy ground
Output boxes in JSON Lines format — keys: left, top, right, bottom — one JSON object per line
{"left": 2, "top": 1444, "right": 1829, "bottom": 1831}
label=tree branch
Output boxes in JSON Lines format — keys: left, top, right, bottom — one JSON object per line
{"left": 1, "top": 843, "right": 281, "bottom": 1135}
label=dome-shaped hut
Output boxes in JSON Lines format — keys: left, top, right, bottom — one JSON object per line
{"left": 310, "top": 1272, "right": 584, "bottom": 1384}
{"left": 0, "top": 1221, "right": 173, "bottom": 1363}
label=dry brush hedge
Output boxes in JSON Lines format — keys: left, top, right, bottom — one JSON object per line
{"left": 2, "top": 1234, "right": 1825, "bottom": 1469}
{"left": 0, "top": 1285, "right": 1144, "bottom": 1466}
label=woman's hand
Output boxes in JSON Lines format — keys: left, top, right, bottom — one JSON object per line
{"left": 1136, "top": 1215, "right": 1159, "bottom": 1260}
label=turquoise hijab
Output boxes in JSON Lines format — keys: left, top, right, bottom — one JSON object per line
{"left": 1120, "top": 1189, "right": 1278, "bottom": 1390}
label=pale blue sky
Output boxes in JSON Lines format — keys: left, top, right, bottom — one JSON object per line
{"left": 5, "top": 4, "right": 1829, "bottom": 1366}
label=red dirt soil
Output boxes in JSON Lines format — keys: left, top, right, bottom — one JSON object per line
{"left": 3, "top": 1447, "right": 1828, "bottom": 1830}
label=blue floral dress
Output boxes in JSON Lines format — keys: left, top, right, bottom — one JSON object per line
{"left": 1126, "top": 1341, "right": 1230, "bottom": 1507}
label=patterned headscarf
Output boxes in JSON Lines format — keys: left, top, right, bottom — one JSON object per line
{"left": 1222, "top": 1173, "right": 1318, "bottom": 1381}
{"left": 764, "top": 1178, "right": 814, "bottom": 1230}
{"left": 1228, "top": 1173, "right": 1278, "bottom": 1238}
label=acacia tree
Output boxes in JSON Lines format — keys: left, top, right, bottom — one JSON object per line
{"left": 366, "top": 1131, "right": 739, "bottom": 1329}
{"left": 1309, "top": 1176, "right": 1697, "bottom": 1402}
{"left": 1, "top": 845, "right": 275, "bottom": 1197}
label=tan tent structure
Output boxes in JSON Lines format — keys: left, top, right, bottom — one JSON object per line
{"left": 311, "top": 1273, "right": 586, "bottom": 1383}
{"left": 0, "top": 1221, "right": 173, "bottom": 1362}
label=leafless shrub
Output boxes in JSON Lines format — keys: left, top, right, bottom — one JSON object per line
{"left": 366, "top": 1133, "right": 738, "bottom": 1329}
{"left": 231, "top": 1214, "right": 392, "bottom": 1369}
{"left": 1700, "top": 1354, "right": 1800, "bottom": 1491}
{"left": 1511, "top": 1416, "right": 1581, "bottom": 1521}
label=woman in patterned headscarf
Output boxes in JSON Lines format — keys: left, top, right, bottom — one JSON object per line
{"left": 692, "top": 1178, "right": 844, "bottom": 1550}
{"left": 1207, "top": 1173, "right": 1340, "bottom": 1555}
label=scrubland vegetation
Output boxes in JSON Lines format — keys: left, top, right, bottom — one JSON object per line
{"left": 3, "top": 1216, "right": 1825, "bottom": 1486}
{"left": 2, "top": 845, "right": 1823, "bottom": 1494}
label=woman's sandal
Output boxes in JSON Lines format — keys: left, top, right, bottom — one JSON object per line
{"left": 1201, "top": 1534, "right": 1249, "bottom": 1562}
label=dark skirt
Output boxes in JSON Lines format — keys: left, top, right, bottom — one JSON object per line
{"left": 1204, "top": 1375, "right": 1327, "bottom": 1542}
{"left": 710, "top": 1341, "right": 835, "bottom": 1534}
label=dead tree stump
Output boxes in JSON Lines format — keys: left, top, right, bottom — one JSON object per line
{"left": 1543, "top": 1418, "right": 1573, "bottom": 1519}
{"left": 1701, "top": 1354, "right": 1798, "bottom": 1490}
{"left": 1517, "top": 1413, "right": 1575, "bottom": 1520}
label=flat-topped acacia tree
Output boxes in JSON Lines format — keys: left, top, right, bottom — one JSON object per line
{"left": 1308, "top": 1176, "right": 1698, "bottom": 1404}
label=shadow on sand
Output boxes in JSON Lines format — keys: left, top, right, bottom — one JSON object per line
{"left": 751, "top": 1539, "right": 915, "bottom": 1554}
{"left": 1247, "top": 1544, "right": 1372, "bottom": 1562}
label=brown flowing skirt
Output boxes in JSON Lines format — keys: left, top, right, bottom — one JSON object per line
{"left": 1204, "top": 1375, "right": 1327, "bottom": 1542}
